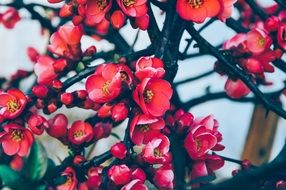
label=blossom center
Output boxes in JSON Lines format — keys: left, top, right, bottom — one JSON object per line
{"left": 64, "top": 174, "right": 73, "bottom": 186}
{"left": 154, "top": 148, "right": 162, "bottom": 157}
{"left": 188, "top": 0, "right": 203, "bottom": 8}
{"left": 96, "top": 0, "right": 108, "bottom": 9}
{"left": 138, "top": 124, "right": 150, "bottom": 132}
{"left": 74, "top": 130, "right": 84, "bottom": 138}
{"left": 258, "top": 37, "right": 265, "bottom": 47}
{"left": 195, "top": 139, "right": 202, "bottom": 151}
{"left": 7, "top": 99, "right": 20, "bottom": 113}
{"left": 143, "top": 89, "right": 154, "bottom": 103}
{"left": 11, "top": 130, "right": 23, "bottom": 142}
{"left": 123, "top": 0, "right": 135, "bottom": 7}
{"left": 102, "top": 81, "right": 111, "bottom": 95}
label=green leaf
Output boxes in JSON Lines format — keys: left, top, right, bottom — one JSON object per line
{"left": 0, "top": 165, "right": 21, "bottom": 189}
{"left": 25, "top": 141, "right": 48, "bottom": 181}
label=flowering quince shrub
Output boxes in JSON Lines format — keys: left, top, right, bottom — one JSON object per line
{"left": 1, "top": 0, "right": 286, "bottom": 190}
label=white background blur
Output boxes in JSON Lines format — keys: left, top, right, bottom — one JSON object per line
{"left": 0, "top": 0, "right": 286, "bottom": 181}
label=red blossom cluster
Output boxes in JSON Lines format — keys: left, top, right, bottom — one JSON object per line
{"left": 2, "top": 0, "right": 286, "bottom": 189}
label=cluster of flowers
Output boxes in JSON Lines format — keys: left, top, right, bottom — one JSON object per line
{"left": 0, "top": 7, "right": 20, "bottom": 29}
{"left": 48, "top": 0, "right": 149, "bottom": 31}
{"left": 215, "top": 10, "right": 286, "bottom": 99}
{"left": 176, "top": 0, "right": 237, "bottom": 23}
{"left": 0, "top": 24, "right": 225, "bottom": 188}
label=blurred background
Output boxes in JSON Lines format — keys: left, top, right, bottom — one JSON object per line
{"left": 0, "top": 0, "right": 286, "bottom": 182}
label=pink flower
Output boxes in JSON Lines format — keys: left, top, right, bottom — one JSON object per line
{"left": 218, "top": 0, "right": 237, "bottom": 21}
{"left": 34, "top": 56, "right": 58, "bottom": 85}
{"left": 142, "top": 133, "right": 170, "bottom": 164}
{"left": 57, "top": 167, "right": 78, "bottom": 190}
{"left": 0, "top": 124, "right": 34, "bottom": 157}
{"left": 68, "top": 120, "right": 94, "bottom": 145}
{"left": 191, "top": 155, "right": 224, "bottom": 183}
{"left": 0, "top": 89, "right": 27, "bottom": 120}
{"left": 48, "top": 25, "right": 83, "bottom": 60}
{"left": 85, "top": 0, "right": 112, "bottom": 26}
{"left": 130, "top": 114, "right": 165, "bottom": 145}
{"left": 184, "top": 115, "right": 224, "bottom": 160}
{"left": 246, "top": 28, "right": 272, "bottom": 54}
{"left": 133, "top": 78, "right": 173, "bottom": 117}
{"left": 116, "top": 0, "right": 147, "bottom": 17}
{"left": 86, "top": 64, "right": 123, "bottom": 103}
{"left": 108, "top": 164, "right": 132, "bottom": 185}
{"left": 135, "top": 56, "right": 165, "bottom": 81}
{"left": 153, "top": 164, "right": 174, "bottom": 189}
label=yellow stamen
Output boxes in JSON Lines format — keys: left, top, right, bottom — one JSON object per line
{"left": 7, "top": 100, "right": 20, "bottom": 113}
{"left": 188, "top": 0, "right": 204, "bottom": 8}
{"left": 123, "top": 0, "right": 135, "bottom": 7}
{"left": 143, "top": 89, "right": 154, "bottom": 103}
{"left": 11, "top": 130, "right": 23, "bottom": 142}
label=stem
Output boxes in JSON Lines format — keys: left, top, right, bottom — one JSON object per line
{"left": 186, "top": 24, "right": 286, "bottom": 119}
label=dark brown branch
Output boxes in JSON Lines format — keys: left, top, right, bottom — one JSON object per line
{"left": 186, "top": 24, "right": 286, "bottom": 119}
{"left": 274, "top": 0, "right": 286, "bottom": 9}
{"left": 245, "top": 0, "right": 269, "bottom": 21}
{"left": 197, "top": 143, "right": 286, "bottom": 190}
{"left": 174, "top": 70, "right": 214, "bottom": 86}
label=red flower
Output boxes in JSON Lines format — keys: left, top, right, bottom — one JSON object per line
{"left": 191, "top": 155, "right": 224, "bottom": 183}
{"left": 133, "top": 78, "right": 173, "bottom": 117}
{"left": 108, "top": 164, "right": 132, "bottom": 185}
{"left": 86, "top": 64, "right": 122, "bottom": 103}
{"left": 278, "top": 23, "right": 286, "bottom": 50}
{"left": 0, "top": 124, "right": 34, "bottom": 156}
{"left": 111, "top": 142, "right": 127, "bottom": 159}
{"left": 34, "top": 56, "right": 58, "bottom": 85}
{"left": 225, "top": 78, "right": 250, "bottom": 99}
{"left": 218, "top": 0, "right": 237, "bottom": 21}
{"left": 246, "top": 28, "right": 272, "bottom": 54}
{"left": 48, "top": 25, "right": 83, "bottom": 60}
{"left": 27, "top": 114, "right": 49, "bottom": 135}
{"left": 0, "top": 89, "right": 27, "bottom": 119}
{"left": 1, "top": 8, "right": 20, "bottom": 29}
{"left": 57, "top": 167, "right": 78, "bottom": 190}
{"left": 184, "top": 115, "right": 224, "bottom": 160}
{"left": 116, "top": 0, "right": 147, "bottom": 17}
{"left": 121, "top": 179, "right": 148, "bottom": 190}
{"left": 86, "top": 167, "right": 103, "bottom": 189}
{"left": 142, "top": 133, "right": 170, "bottom": 164}
{"left": 130, "top": 114, "right": 165, "bottom": 145}
{"left": 176, "top": 0, "right": 221, "bottom": 23}
{"left": 135, "top": 56, "right": 165, "bottom": 81}
{"left": 85, "top": 0, "right": 112, "bottom": 26}
{"left": 47, "top": 113, "right": 68, "bottom": 138}
{"left": 68, "top": 120, "right": 94, "bottom": 145}
{"left": 153, "top": 164, "right": 174, "bottom": 189}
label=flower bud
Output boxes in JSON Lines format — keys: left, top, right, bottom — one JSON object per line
{"left": 93, "top": 122, "right": 112, "bottom": 140}
{"left": 111, "top": 10, "right": 126, "bottom": 29}
{"left": 111, "top": 103, "right": 129, "bottom": 122}
{"left": 60, "top": 92, "right": 74, "bottom": 105}
{"left": 108, "top": 165, "right": 131, "bottom": 185}
{"left": 47, "top": 113, "right": 68, "bottom": 138}
{"left": 111, "top": 142, "right": 127, "bottom": 159}
{"left": 265, "top": 16, "right": 280, "bottom": 32}
{"left": 135, "top": 14, "right": 149, "bottom": 31}
{"left": 32, "top": 85, "right": 49, "bottom": 98}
